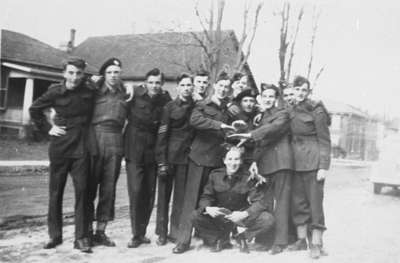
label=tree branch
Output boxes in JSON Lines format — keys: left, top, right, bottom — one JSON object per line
{"left": 307, "top": 5, "right": 321, "bottom": 79}
{"left": 286, "top": 5, "right": 304, "bottom": 80}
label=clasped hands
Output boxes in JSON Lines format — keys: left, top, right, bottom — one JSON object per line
{"left": 204, "top": 206, "right": 248, "bottom": 223}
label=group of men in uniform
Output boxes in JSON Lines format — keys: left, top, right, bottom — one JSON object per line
{"left": 29, "top": 55, "right": 331, "bottom": 259}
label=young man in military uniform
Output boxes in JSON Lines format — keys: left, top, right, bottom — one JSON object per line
{"left": 29, "top": 58, "right": 94, "bottom": 253}
{"left": 229, "top": 84, "right": 294, "bottom": 254}
{"left": 192, "top": 147, "right": 275, "bottom": 254}
{"left": 282, "top": 84, "right": 296, "bottom": 107}
{"left": 155, "top": 73, "right": 195, "bottom": 245}
{"left": 173, "top": 72, "right": 235, "bottom": 254}
{"left": 192, "top": 70, "right": 210, "bottom": 102}
{"left": 288, "top": 75, "right": 331, "bottom": 259}
{"left": 124, "top": 68, "right": 172, "bottom": 248}
{"left": 87, "top": 58, "right": 128, "bottom": 247}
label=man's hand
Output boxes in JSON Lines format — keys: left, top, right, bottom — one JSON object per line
{"left": 316, "top": 169, "right": 328, "bottom": 181}
{"left": 227, "top": 133, "right": 252, "bottom": 140}
{"left": 227, "top": 104, "right": 241, "bottom": 116}
{"left": 90, "top": 75, "right": 102, "bottom": 83}
{"left": 253, "top": 113, "right": 263, "bottom": 126}
{"left": 225, "top": 211, "right": 249, "bottom": 223}
{"left": 248, "top": 162, "right": 266, "bottom": 186}
{"left": 157, "top": 164, "right": 169, "bottom": 179}
{"left": 205, "top": 207, "right": 225, "bottom": 218}
{"left": 125, "top": 85, "right": 135, "bottom": 102}
{"left": 231, "top": 120, "right": 248, "bottom": 132}
{"left": 48, "top": 125, "right": 66, "bottom": 136}
{"left": 220, "top": 123, "right": 235, "bottom": 131}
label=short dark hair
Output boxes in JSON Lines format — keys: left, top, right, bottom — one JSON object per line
{"left": 62, "top": 57, "right": 86, "bottom": 70}
{"left": 215, "top": 71, "right": 230, "bottom": 83}
{"left": 293, "top": 75, "right": 310, "bottom": 89}
{"left": 145, "top": 68, "right": 164, "bottom": 83}
{"left": 195, "top": 70, "right": 210, "bottom": 78}
{"left": 231, "top": 72, "right": 244, "bottom": 83}
{"left": 176, "top": 73, "right": 193, "bottom": 84}
{"left": 260, "top": 83, "right": 280, "bottom": 97}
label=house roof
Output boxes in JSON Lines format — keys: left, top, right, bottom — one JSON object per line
{"left": 324, "top": 99, "right": 370, "bottom": 119}
{"left": 1, "top": 29, "right": 96, "bottom": 73}
{"left": 73, "top": 30, "right": 253, "bottom": 81}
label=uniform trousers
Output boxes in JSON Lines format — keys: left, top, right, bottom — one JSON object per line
{"left": 291, "top": 170, "right": 326, "bottom": 231}
{"left": 88, "top": 129, "right": 123, "bottom": 224}
{"left": 176, "top": 159, "right": 215, "bottom": 245}
{"left": 192, "top": 210, "right": 275, "bottom": 245}
{"left": 126, "top": 160, "right": 157, "bottom": 237}
{"left": 155, "top": 164, "right": 188, "bottom": 240}
{"left": 48, "top": 155, "right": 89, "bottom": 240}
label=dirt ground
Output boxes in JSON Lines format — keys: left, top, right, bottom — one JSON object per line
{"left": 0, "top": 136, "right": 48, "bottom": 160}
{"left": 1, "top": 165, "right": 400, "bottom": 263}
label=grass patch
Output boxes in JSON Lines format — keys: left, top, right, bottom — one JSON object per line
{"left": 0, "top": 135, "right": 48, "bottom": 160}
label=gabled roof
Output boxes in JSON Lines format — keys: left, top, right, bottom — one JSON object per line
{"left": 1, "top": 29, "right": 68, "bottom": 71}
{"left": 1, "top": 29, "right": 96, "bottom": 74}
{"left": 73, "top": 30, "right": 253, "bottom": 80}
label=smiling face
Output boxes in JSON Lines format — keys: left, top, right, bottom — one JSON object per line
{"left": 213, "top": 79, "right": 231, "bottom": 100}
{"left": 176, "top": 77, "right": 194, "bottom": 99}
{"left": 104, "top": 65, "right": 122, "bottom": 88}
{"left": 294, "top": 83, "right": 310, "bottom": 103}
{"left": 146, "top": 74, "right": 163, "bottom": 96}
{"left": 260, "top": 88, "right": 277, "bottom": 110}
{"left": 283, "top": 86, "right": 296, "bottom": 105}
{"left": 63, "top": 64, "right": 84, "bottom": 89}
{"left": 224, "top": 148, "right": 242, "bottom": 175}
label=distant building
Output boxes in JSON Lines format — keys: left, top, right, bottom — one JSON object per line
{"left": 72, "top": 30, "right": 257, "bottom": 97}
{"left": 326, "top": 99, "right": 381, "bottom": 160}
{"left": 0, "top": 29, "right": 257, "bottom": 138}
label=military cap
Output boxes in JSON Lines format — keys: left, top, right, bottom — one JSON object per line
{"left": 260, "top": 83, "right": 280, "bottom": 96}
{"left": 99, "top": 57, "right": 122, "bottom": 75}
{"left": 234, "top": 88, "right": 258, "bottom": 102}
{"left": 62, "top": 57, "right": 86, "bottom": 70}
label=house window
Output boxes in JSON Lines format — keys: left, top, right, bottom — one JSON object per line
{"left": 0, "top": 68, "right": 8, "bottom": 110}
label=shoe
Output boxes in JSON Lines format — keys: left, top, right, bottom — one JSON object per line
{"left": 269, "top": 244, "right": 285, "bottom": 255}
{"left": 156, "top": 236, "right": 167, "bottom": 246}
{"left": 210, "top": 240, "right": 223, "bottom": 253}
{"left": 253, "top": 243, "right": 269, "bottom": 252}
{"left": 287, "top": 239, "right": 308, "bottom": 251}
{"left": 237, "top": 236, "right": 250, "bottom": 254}
{"left": 310, "top": 244, "right": 322, "bottom": 259}
{"left": 167, "top": 235, "right": 177, "bottom": 243}
{"left": 172, "top": 243, "right": 190, "bottom": 254}
{"left": 43, "top": 237, "right": 62, "bottom": 249}
{"left": 93, "top": 231, "right": 116, "bottom": 247}
{"left": 74, "top": 238, "right": 93, "bottom": 253}
{"left": 127, "top": 237, "right": 142, "bottom": 248}
{"left": 221, "top": 240, "right": 233, "bottom": 249}
{"left": 139, "top": 236, "right": 151, "bottom": 244}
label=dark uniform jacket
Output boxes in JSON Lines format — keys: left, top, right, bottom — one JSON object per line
{"left": 29, "top": 81, "right": 94, "bottom": 158}
{"left": 124, "top": 85, "right": 171, "bottom": 162}
{"left": 251, "top": 106, "right": 294, "bottom": 175}
{"left": 198, "top": 167, "right": 269, "bottom": 219}
{"left": 155, "top": 97, "right": 195, "bottom": 165}
{"left": 290, "top": 99, "right": 331, "bottom": 171}
{"left": 189, "top": 98, "right": 231, "bottom": 167}
{"left": 91, "top": 82, "right": 128, "bottom": 129}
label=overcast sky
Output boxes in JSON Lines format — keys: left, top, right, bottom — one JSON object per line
{"left": 1, "top": 0, "right": 399, "bottom": 118}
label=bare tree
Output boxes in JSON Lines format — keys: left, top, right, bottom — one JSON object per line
{"left": 277, "top": 2, "right": 325, "bottom": 90}
{"left": 191, "top": 0, "right": 263, "bottom": 82}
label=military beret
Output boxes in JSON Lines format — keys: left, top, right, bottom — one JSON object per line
{"left": 234, "top": 88, "right": 258, "bottom": 102}
{"left": 260, "top": 83, "right": 280, "bottom": 96}
{"left": 63, "top": 57, "right": 86, "bottom": 70}
{"left": 99, "top": 57, "right": 122, "bottom": 75}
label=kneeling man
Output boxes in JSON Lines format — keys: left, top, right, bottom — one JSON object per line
{"left": 191, "top": 147, "right": 275, "bottom": 253}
